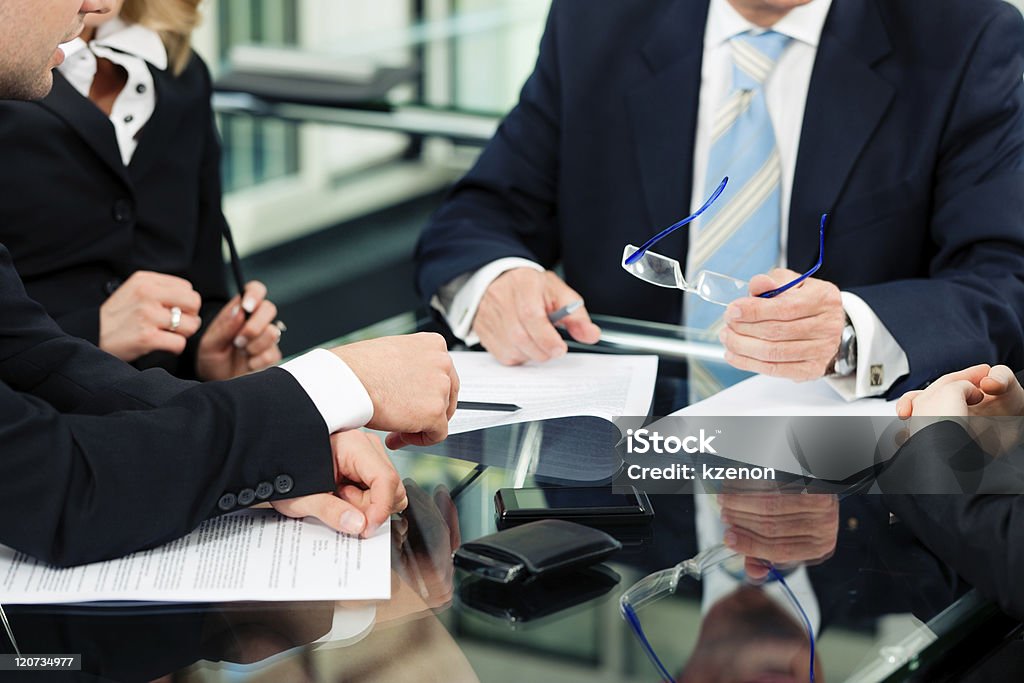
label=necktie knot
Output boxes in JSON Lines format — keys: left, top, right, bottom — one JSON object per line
{"left": 730, "top": 30, "right": 790, "bottom": 91}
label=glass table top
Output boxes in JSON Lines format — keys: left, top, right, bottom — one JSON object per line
{"left": 0, "top": 444, "right": 1002, "bottom": 682}
{"left": 2, "top": 312, "right": 1014, "bottom": 681}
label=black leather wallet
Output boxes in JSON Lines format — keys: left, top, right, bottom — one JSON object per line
{"left": 453, "top": 519, "right": 622, "bottom": 584}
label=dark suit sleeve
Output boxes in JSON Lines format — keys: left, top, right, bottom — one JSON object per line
{"left": 0, "top": 247, "right": 335, "bottom": 568}
{"left": 848, "top": 7, "right": 1024, "bottom": 395}
{"left": 414, "top": 3, "right": 564, "bottom": 300}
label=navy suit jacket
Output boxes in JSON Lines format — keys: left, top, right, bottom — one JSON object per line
{"left": 0, "top": 245, "right": 334, "bottom": 567}
{"left": 416, "top": 0, "right": 1024, "bottom": 396}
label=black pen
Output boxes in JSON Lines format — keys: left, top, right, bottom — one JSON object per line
{"left": 222, "top": 225, "right": 250, "bottom": 318}
{"left": 450, "top": 464, "right": 488, "bottom": 500}
{"left": 457, "top": 401, "right": 521, "bottom": 412}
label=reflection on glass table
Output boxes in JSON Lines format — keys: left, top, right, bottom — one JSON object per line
{"left": 2, "top": 314, "right": 1013, "bottom": 682}
{"left": 0, "top": 446, "right": 1010, "bottom": 683}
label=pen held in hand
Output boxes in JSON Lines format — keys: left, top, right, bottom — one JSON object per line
{"left": 457, "top": 401, "right": 521, "bottom": 412}
{"left": 222, "top": 225, "right": 251, "bottom": 319}
{"left": 548, "top": 299, "right": 584, "bottom": 324}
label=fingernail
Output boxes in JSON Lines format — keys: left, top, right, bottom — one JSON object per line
{"left": 242, "top": 297, "right": 256, "bottom": 314}
{"left": 724, "top": 531, "right": 738, "bottom": 547}
{"left": 233, "top": 335, "right": 247, "bottom": 349}
{"left": 340, "top": 510, "right": 365, "bottom": 535}
{"left": 231, "top": 305, "right": 240, "bottom": 317}
{"left": 726, "top": 306, "right": 741, "bottom": 320}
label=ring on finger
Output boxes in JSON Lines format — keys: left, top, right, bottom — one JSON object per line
{"left": 169, "top": 306, "right": 182, "bottom": 332}
{"left": 273, "top": 319, "right": 287, "bottom": 340}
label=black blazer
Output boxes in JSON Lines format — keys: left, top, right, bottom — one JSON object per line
{"left": 0, "top": 244, "right": 334, "bottom": 568}
{"left": 0, "top": 51, "right": 231, "bottom": 379}
{"left": 415, "top": 0, "right": 1024, "bottom": 397}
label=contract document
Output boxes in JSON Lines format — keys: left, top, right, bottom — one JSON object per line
{"left": 0, "top": 509, "right": 390, "bottom": 604}
{"left": 449, "top": 352, "right": 659, "bottom": 435}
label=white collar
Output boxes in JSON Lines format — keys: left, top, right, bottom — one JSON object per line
{"left": 60, "top": 17, "right": 168, "bottom": 71}
{"left": 706, "top": 0, "right": 832, "bottom": 49}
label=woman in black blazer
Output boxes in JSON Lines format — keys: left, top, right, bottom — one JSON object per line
{"left": 0, "top": 0, "right": 281, "bottom": 380}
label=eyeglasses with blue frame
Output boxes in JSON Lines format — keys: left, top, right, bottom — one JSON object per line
{"left": 622, "top": 177, "right": 828, "bottom": 306}
{"left": 619, "top": 542, "right": 817, "bottom": 682}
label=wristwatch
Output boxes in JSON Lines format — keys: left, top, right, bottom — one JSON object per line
{"left": 830, "top": 319, "right": 857, "bottom": 377}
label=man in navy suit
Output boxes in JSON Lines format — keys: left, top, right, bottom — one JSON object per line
{"left": 416, "top": 0, "right": 1024, "bottom": 400}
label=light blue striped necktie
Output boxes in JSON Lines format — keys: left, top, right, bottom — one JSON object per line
{"left": 687, "top": 30, "right": 791, "bottom": 401}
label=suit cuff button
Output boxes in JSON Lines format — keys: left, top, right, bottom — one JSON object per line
{"left": 255, "top": 482, "right": 274, "bottom": 500}
{"left": 274, "top": 474, "right": 294, "bottom": 495}
{"left": 238, "top": 488, "right": 256, "bottom": 506}
{"left": 217, "top": 493, "right": 237, "bottom": 511}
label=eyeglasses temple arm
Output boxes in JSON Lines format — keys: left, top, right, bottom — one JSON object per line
{"left": 758, "top": 213, "right": 828, "bottom": 299}
{"left": 625, "top": 177, "right": 729, "bottom": 265}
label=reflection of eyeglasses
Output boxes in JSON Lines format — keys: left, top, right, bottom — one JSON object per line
{"left": 620, "top": 542, "right": 816, "bottom": 683}
{"left": 622, "top": 178, "right": 828, "bottom": 306}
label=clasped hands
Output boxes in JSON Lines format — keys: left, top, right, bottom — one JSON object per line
{"left": 895, "top": 364, "right": 1024, "bottom": 456}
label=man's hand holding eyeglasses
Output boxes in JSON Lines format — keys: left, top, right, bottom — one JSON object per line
{"left": 720, "top": 269, "right": 846, "bottom": 382}
{"left": 473, "top": 268, "right": 601, "bottom": 365}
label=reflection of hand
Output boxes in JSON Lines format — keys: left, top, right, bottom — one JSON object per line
{"left": 394, "top": 484, "right": 459, "bottom": 607}
{"left": 272, "top": 431, "right": 407, "bottom": 538}
{"left": 474, "top": 268, "right": 600, "bottom": 365}
{"left": 375, "top": 482, "right": 460, "bottom": 625}
{"left": 331, "top": 333, "right": 459, "bottom": 449}
{"left": 721, "top": 270, "right": 845, "bottom": 382}
{"left": 196, "top": 281, "right": 282, "bottom": 380}
{"left": 897, "top": 364, "right": 1024, "bottom": 418}
{"left": 99, "top": 271, "right": 202, "bottom": 361}
{"left": 718, "top": 493, "right": 839, "bottom": 581}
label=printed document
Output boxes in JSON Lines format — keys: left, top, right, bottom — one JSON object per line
{"left": 449, "top": 352, "right": 659, "bottom": 434}
{"left": 0, "top": 509, "right": 390, "bottom": 604}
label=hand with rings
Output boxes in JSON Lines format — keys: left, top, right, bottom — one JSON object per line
{"left": 196, "top": 280, "right": 285, "bottom": 381}
{"left": 99, "top": 271, "right": 203, "bottom": 362}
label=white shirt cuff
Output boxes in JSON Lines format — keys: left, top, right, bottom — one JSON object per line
{"left": 826, "top": 292, "right": 910, "bottom": 401}
{"left": 429, "top": 257, "right": 544, "bottom": 346}
{"left": 281, "top": 348, "right": 374, "bottom": 433}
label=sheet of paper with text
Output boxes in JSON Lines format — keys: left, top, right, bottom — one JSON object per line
{"left": 0, "top": 509, "right": 390, "bottom": 604}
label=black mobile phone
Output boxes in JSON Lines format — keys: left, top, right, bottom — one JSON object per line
{"left": 495, "top": 486, "right": 654, "bottom": 527}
